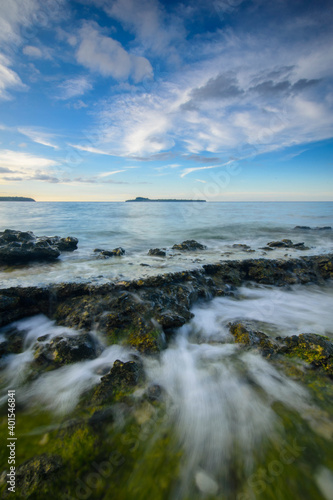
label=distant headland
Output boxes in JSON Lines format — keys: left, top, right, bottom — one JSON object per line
{"left": 126, "top": 197, "right": 206, "bottom": 202}
{"left": 0, "top": 196, "right": 36, "bottom": 202}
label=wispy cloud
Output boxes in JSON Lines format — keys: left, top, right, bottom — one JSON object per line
{"left": 18, "top": 127, "right": 59, "bottom": 149}
{"left": 0, "top": 54, "right": 27, "bottom": 100}
{"left": 57, "top": 76, "right": 92, "bottom": 100}
{"left": 180, "top": 161, "right": 234, "bottom": 178}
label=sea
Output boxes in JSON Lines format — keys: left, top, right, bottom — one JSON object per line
{"left": 0, "top": 201, "right": 332, "bottom": 288}
{"left": 0, "top": 201, "right": 333, "bottom": 499}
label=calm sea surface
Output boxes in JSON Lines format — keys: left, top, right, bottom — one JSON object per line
{"left": 0, "top": 201, "right": 332, "bottom": 287}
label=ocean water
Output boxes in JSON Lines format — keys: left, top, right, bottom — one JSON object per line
{"left": 0, "top": 201, "right": 332, "bottom": 287}
{"left": 1, "top": 201, "right": 333, "bottom": 499}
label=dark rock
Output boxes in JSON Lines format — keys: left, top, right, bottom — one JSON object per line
{"left": 14, "top": 454, "right": 62, "bottom": 497}
{"left": 156, "top": 312, "right": 188, "bottom": 330}
{"left": 146, "top": 384, "right": 163, "bottom": 402}
{"left": 148, "top": 248, "right": 166, "bottom": 257}
{"left": 0, "top": 327, "right": 26, "bottom": 358}
{"left": 33, "top": 333, "right": 100, "bottom": 369}
{"left": 294, "top": 226, "right": 331, "bottom": 231}
{"left": 172, "top": 240, "right": 207, "bottom": 251}
{"left": 94, "top": 247, "right": 125, "bottom": 258}
{"left": 266, "top": 239, "right": 309, "bottom": 250}
{"left": 93, "top": 359, "right": 144, "bottom": 405}
{"left": 88, "top": 407, "right": 114, "bottom": 429}
{"left": 0, "top": 229, "right": 78, "bottom": 265}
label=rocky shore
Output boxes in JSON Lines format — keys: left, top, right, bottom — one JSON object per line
{"left": 0, "top": 241, "right": 333, "bottom": 499}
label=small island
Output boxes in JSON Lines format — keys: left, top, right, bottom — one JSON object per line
{"left": 126, "top": 197, "right": 206, "bottom": 202}
{"left": 0, "top": 196, "right": 36, "bottom": 202}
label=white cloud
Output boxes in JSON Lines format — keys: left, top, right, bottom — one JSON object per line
{"left": 18, "top": 127, "right": 59, "bottom": 149}
{"left": 58, "top": 76, "right": 92, "bottom": 100}
{"left": 97, "top": 170, "right": 126, "bottom": 177}
{"left": 103, "top": 0, "right": 185, "bottom": 56}
{"left": 0, "top": 54, "right": 27, "bottom": 100}
{"left": 0, "top": 149, "right": 59, "bottom": 170}
{"left": 22, "top": 45, "right": 43, "bottom": 58}
{"left": 68, "top": 144, "right": 115, "bottom": 156}
{"left": 76, "top": 23, "right": 153, "bottom": 82}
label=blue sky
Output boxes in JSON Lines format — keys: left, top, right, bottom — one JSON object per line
{"left": 0, "top": 0, "right": 332, "bottom": 201}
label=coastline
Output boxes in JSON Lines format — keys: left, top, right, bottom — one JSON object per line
{"left": 0, "top": 251, "right": 333, "bottom": 499}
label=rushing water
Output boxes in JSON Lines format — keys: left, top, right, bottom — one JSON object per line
{"left": 0, "top": 202, "right": 333, "bottom": 498}
{"left": 0, "top": 201, "right": 332, "bottom": 287}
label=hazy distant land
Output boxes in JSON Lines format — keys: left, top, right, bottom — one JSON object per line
{"left": 126, "top": 196, "right": 206, "bottom": 202}
{"left": 0, "top": 196, "right": 36, "bottom": 202}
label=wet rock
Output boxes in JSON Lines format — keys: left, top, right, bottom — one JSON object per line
{"left": 294, "top": 226, "right": 331, "bottom": 231}
{"left": 146, "top": 384, "right": 163, "bottom": 402}
{"left": 148, "top": 248, "right": 166, "bottom": 257}
{"left": 279, "top": 333, "right": 333, "bottom": 376}
{"left": 14, "top": 454, "right": 62, "bottom": 497}
{"left": 229, "top": 322, "right": 279, "bottom": 357}
{"left": 232, "top": 244, "right": 254, "bottom": 252}
{"left": 94, "top": 247, "right": 125, "bottom": 258}
{"left": 172, "top": 240, "right": 207, "bottom": 251}
{"left": 33, "top": 333, "right": 100, "bottom": 369}
{"left": 156, "top": 312, "right": 188, "bottom": 330}
{"left": 44, "top": 236, "right": 78, "bottom": 251}
{"left": 0, "top": 229, "right": 78, "bottom": 265}
{"left": 88, "top": 407, "right": 114, "bottom": 429}
{"left": 93, "top": 359, "right": 144, "bottom": 405}
{"left": 266, "top": 239, "right": 309, "bottom": 251}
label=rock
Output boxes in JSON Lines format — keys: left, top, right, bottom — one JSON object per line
{"left": 148, "top": 248, "right": 166, "bottom": 257}
{"left": 0, "top": 229, "right": 78, "bottom": 265}
{"left": 266, "top": 239, "right": 309, "bottom": 250}
{"left": 88, "top": 407, "right": 114, "bottom": 429}
{"left": 146, "top": 384, "right": 163, "bottom": 402}
{"left": 279, "top": 333, "right": 333, "bottom": 376}
{"left": 94, "top": 247, "right": 125, "bottom": 258}
{"left": 229, "top": 322, "right": 279, "bottom": 357}
{"left": 14, "top": 454, "right": 62, "bottom": 497}
{"left": 93, "top": 359, "right": 144, "bottom": 405}
{"left": 33, "top": 333, "right": 100, "bottom": 369}
{"left": 47, "top": 236, "right": 78, "bottom": 251}
{"left": 172, "top": 240, "right": 207, "bottom": 251}
{"left": 294, "top": 226, "right": 331, "bottom": 231}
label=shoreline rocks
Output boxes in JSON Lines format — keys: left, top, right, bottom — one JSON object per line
{"left": 172, "top": 240, "right": 207, "bottom": 251}
{"left": 0, "top": 253, "right": 332, "bottom": 357}
{"left": 94, "top": 247, "right": 125, "bottom": 258}
{"left": 0, "top": 230, "right": 78, "bottom": 265}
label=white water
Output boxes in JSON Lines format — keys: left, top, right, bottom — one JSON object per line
{"left": 1, "top": 282, "right": 332, "bottom": 497}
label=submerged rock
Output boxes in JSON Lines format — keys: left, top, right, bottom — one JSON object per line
{"left": 148, "top": 248, "right": 166, "bottom": 257}
{"left": 94, "top": 247, "right": 125, "bottom": 258}
{"left": 14, "top": 454, "right": 62, "bottom": 498}
{"left": 172, "top": 240, "right": 207, "bottom": 251}
{"left": 0, "top": 229, "right": 78, "bottom": 265}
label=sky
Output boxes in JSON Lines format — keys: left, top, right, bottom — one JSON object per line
{"left": 0, "top": 0, "right": 332, "bottom": 202}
